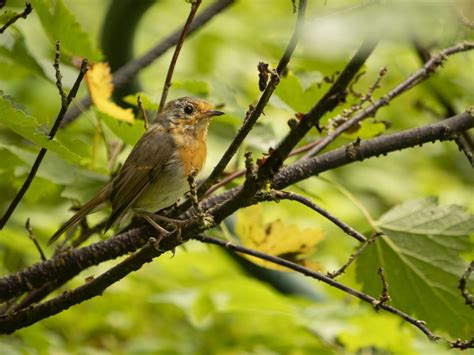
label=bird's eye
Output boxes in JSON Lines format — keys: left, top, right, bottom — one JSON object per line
{"left": 184, "top": 105, "right": 194, "bottom": 115}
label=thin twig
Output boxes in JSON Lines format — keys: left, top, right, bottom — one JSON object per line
{"left": 137, "top": 95, "right": 149, "bottom": 130}
{"left": 458, "top": 260, "right": 473, "bottom": 308}
{"left": 373, "top": 266, "right": 391, "bottom": 309}
{"left": 186, "top": 169, "right": 206, "bottom": 222}
{"left": 0, "top": 58, "right": 89, "bottom": 229}
{"left": 303, "top": 41, "right": 474, "bottom": 160}
{"left": 203, "top": 169, "right": 244, "bottom": 197}
{"left": 331, "top": 66, "right": 387, "bottom": 127}
{"left": 327, "top": 232, "right": 381, "bottom": 278}
{"left": 25, "top": 219, "right": 46, "bottom": 262}
{"left": 311, "top": 0, "right": 380, "bottom": 24}
{"left": 194, "top": 0, "right": 308, "bottom": 199}
{"left": 0, "top": 2, "right": 32, "bottom": 34}
{"left": 450, "top": 338, "right": 474, "bottom": 350}
{"left": 157, "top": 0, "right": 202, "bottom": 115}
{"left": 192, "top": 234, "right": 439, "bottom": 340}
{"left": 455, "top": 5, "right": 474, "bottom": 30}
{"left": 268, "top": 190, "right": 367, "bottom": 243}
{"left": 53, "top": 41, "right": 66, "bottom": 104}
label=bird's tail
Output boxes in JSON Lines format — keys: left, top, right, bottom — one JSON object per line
{"left": 48, "top": 185, "right": 111, "bottom": 245}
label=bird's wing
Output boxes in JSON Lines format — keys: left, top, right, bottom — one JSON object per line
{"left": 105, "top": 126, "right": 176, "bottom": 230}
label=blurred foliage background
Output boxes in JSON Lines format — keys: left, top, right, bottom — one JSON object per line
{"left": 0, "top": 0, "right": 473, "bottom": 353}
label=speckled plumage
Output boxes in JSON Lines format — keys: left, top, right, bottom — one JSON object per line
{"left": 49, "top": 97, "right": 223, "bottom": 245}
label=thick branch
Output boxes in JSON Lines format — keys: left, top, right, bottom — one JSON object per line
{"left": 198, "top": 110, "right": 473, "bottom": 222}
{"left": 0, "top": 226, "right": 150, "bottom": 301}
{"left": 0, "top": 238, "right": 166, "bottom": 334}
{"left": 272, "top": 110, "right": 474, "bottom": 189}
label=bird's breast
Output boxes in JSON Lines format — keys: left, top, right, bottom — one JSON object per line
{"left": 175, "top": 131, "right": 207, "bottom": 176}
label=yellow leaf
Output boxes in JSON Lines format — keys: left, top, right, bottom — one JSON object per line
{"left": 85, "top": 62, "right": 135, "bottom": 123}
{"left": 236, "top": 205, "right": 324, "bottom": 272}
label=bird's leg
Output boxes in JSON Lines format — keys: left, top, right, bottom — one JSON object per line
{"left": 135, "top": 210, "right": 187, "bottom": 242}
{"left": 139, "top": 213, "right": 170, "bottom": 236}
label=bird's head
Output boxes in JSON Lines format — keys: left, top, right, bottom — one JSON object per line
{"left": 154, "top": 97, "right": 224, "bottom": 131}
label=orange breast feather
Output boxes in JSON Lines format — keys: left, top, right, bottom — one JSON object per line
{"left": 178, "top": 137, "right": 207, "bottom": 176}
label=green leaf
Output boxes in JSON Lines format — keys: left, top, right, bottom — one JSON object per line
{"left": 0, "top": 29, "right": 47, "bottom": 80}
{"left": 356, "top": 198, "right": 474, "bottom": 338}
{"left": 30, "top": 0, "right": 102, "bottom": 61}
{"left": 273, "top": 71, "right": 324, "bottom": 113}
{"left": 97, "top": 109, "right": 145, "bottom": 146}
{"left": 0, "top": 95, "right": 81, "bottom": 163}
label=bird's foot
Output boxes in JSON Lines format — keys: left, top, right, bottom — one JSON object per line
{"left": 135, "top": 210, "right": 188, "bottom": 243}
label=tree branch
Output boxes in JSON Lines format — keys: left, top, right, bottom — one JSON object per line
{"left": 195, "top": 110, "right": 473, "bottom": 222}
{"left": 195, "top": 0, "right": 308, "bottom": 199}
{"left": 0, "top": 57, "right": 89, "bottom": 229}
{"left": 0, "top": 227, "right": 440, "bottom": 340}
{"left": 303, "top": 41, "right": 474, "bottom": 159}
{"left": 0, "top": 2, "right": 32, "bottom": 34}
{"left": 204, "top": 37, "right": 376, "bottom": 225}
{"left": 412, "top": 39, "right": 474, "bottom": 166}
{"left": 272, "top": 110, "right": 474, "bottom": 189}
{"left": 259, "top": 37, "right": 378, "bottom": 176}
{"left": 327, "top": 232, "right": 381, "bottom": 278}
{"left": 0, "top": 237, "right": 167, "bottom": 335}
{"left": 0, "top": 225, "right": 151, "bottom": 302}
{"left": 265, "top": 190, "right": 367, "bottom": 243}
{"left": 192, "top": 234, "right": 439, "bottom": 340}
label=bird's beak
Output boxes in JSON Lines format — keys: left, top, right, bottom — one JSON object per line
{"left": 204, "top": 110, "right": 225, "bottom": 118}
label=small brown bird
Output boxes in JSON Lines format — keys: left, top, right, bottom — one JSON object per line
{"left": 48, "top": 96, "right": 224, "bottom": 245}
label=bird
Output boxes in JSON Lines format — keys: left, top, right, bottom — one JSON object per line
{"left": 48, "top": 96, "right": 224, "bottom": 245}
